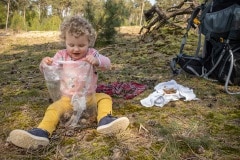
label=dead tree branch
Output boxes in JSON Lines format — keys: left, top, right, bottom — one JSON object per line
{"left": 139, "top": 0, "right": 198, "bottom": 40}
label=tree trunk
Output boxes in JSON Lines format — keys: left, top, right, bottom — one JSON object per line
{"left": 24, "top": 6, "right": 26, "bottom": 31}
{"left": 5, "top": 0, "right": 10, "bottom": 31}
{"left": 140, "top": 0, "right": 145, "bottom": 26}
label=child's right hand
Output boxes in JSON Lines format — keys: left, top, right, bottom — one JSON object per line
{"left": 42, "top": 57, "right": 53, "bottom": 65}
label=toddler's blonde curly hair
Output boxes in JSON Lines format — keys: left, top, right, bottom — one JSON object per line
{"left": 60, "top": 15, "right": 96, "bottom": 47}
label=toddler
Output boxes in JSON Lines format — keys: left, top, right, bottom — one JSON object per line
{"left": 7, "top": 15, "right": 129, "bottom": 149}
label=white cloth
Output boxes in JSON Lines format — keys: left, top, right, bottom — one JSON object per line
{"left": 140, "top": 80, "right": 198, "bottom": 107}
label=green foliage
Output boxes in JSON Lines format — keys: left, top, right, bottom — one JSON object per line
{"left": 27, "top": 14, "right": 61, "bottom": 31}
{"left": 83, "top": 0, "right": 133, "bottom": 35}
{"left": 97, "top": 0, "right": 130, "bottom": 44}
{"left": 28, "top": 17, "right": 41, "bottom": 31}
{"left": 1, "top": 0, "right": 149, "bottom": 32}
{"left": 41, "top": 15, "right": 61, "bottom": 31}
{"left": 0, "top": 3, "right": 6, "bottom": 28}
{"left": 25, "top": 8, "right": 37, "bottom": 29}
{"left": 10, "top": 12, "right": 25, "bottom": 32}
{"left": 84, "top": 1, "right": 95, "bottom": 25}
{"left": 83, "top": 1, "right": 103, "bottom": 32}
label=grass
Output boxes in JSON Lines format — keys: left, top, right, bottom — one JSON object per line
{"left": 0, "top": 27, "right": 240, "bottom": 159}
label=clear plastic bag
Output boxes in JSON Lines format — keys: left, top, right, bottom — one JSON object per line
{"left": 42, "top": 64, "right": 61, "bottom": 102}
{"left": 43, "top": 61, "right": 97, "bottom": 127}
{"left": 58, "top": 61, "right": 92, "bottom": 97}
{"left": 64, "top": 94, "right": 86, "bottom": 127}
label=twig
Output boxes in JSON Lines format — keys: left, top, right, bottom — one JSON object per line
{"left": 138, "top": 123, "right": 149, "bottom": 133}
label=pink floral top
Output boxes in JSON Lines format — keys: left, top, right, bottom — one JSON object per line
{"left": 40, "top": 48, "right": 111, "bottom": 95}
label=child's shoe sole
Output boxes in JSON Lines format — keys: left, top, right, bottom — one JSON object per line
{"left": 97, "top": 117, "right": 129, "bottom": 134}
{"left": 7, "top": 129, "right": 49, "bottom": 149}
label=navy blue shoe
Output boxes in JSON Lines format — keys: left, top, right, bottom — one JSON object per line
{"left": 97, "top": 114, "right": 129, "bottom": 134}
{"left": 7, "top": 128, "right": 49, "bottom": 149}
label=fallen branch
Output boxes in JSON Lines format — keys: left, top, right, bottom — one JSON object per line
{"left": 139, "top": 0, "right": 198, "bottom": 40}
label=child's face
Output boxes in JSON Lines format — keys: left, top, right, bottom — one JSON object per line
{"left": 65, "top": 32, "right": 89, "bottom": 60}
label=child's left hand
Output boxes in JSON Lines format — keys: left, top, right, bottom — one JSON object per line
{"left": 83, "top": 55, "right": 99, "bottom": 66}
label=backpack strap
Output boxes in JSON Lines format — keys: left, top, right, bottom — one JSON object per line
{"left": 199, "top": 1, "right": 213, "bottom": 40}
{"left": 170, "top": 57, "right": 181, "bottom": 75}
{"left": 179, "top": 6, "right": 202, "bottom": 54}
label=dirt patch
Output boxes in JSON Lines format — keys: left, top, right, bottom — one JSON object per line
{"left": 14, "top": 31, "right": 60, "bottom": 38}
{"left": 116, "top": 26, "right": 142, "bottom": 35}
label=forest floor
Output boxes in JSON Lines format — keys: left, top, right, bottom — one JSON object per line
{"left": 0, "top": 26, "right": 240, "bottom": 160}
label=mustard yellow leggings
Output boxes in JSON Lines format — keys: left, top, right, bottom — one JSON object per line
{"left": 38, "top": 93, "right": 112, "bottom": 135}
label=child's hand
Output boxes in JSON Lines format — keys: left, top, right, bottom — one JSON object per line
{"left": 83, "top": 55, "right": 99, "bottom": 66}
{"left": 42, "top": 57, "right": 53, "bottom": 65}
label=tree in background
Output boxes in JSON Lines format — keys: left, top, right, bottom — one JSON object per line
{"left": 131, "top": 0, "right": 152, "bottom": 26}
{"left": 81, "top": 0, "right": 130, "bottom": 44}
{"left": 48, "top": 0, "right": 72, "bottom": 19}
{"left": 83, "top": 0, "right": 103, "bottom": 32}
{"left": 1, "top": 0, "right": 19, "bottom": 31}
{"left": 41, "top": 15, "right": 61, "bottom": 30}
{"left": 1, "top": 0, "right": 168, "bottom": 44}
{"left": 0, "top": 0, "right": 157, "bottom": 31}
{"left": 25, "top": 4, "right": 39, "bottom": 31}
{"left": 97, "top": 0, "right": 130, "bottom": 44}
{"left": 10, "top": 11, "right": 25, "bottom": 32}
{"left": 18, "top": 0, "right": 30, "bottom": 30}
{"left": 0, "top": 1, "right": 7, "bottom": 29}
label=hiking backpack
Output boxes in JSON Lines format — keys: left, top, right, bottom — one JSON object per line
{"left": 171, "top": 0, "right": 240, "bottom": 94}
